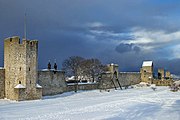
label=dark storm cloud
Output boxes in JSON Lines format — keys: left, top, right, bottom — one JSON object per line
{"left": 154, "top": 59, "right": 180, "bottom": 75}
{"left": 99, "top": 48, "right": 180, "bottom": 75}
{"left": 0, "top": 0, "right": 180, "bottom": 75}
{"left": 115, "top": 43, "right": 141, "bottom": 53}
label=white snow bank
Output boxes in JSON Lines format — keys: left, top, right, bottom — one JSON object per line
{"left": 170, "top": 81, "right": 180, "bottom": 91}
{"left": 139, "top": 82, "right": 149, "bottom": 85}
{"left": 150, "top": 84, "right": 156, "bottom": 88}
{"left": 174, "top": 81, "right": 180, "bottom": 86}
{"left": 133, "top": 82, "right": 150, "bottom": 88}
{"left": 0, "top": 87, "right": 179, "bottom": 120}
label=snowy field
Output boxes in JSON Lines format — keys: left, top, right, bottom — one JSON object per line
{"left": 0, "top": 87, "right": 179, "bottom": 120}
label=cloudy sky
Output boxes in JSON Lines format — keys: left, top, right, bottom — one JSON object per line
{"left": 0, "top": 0, "right": 180, "bottom": 75}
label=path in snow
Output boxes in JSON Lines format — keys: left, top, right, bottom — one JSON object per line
{"left": 0, "top": 87, "right": 179, "bottom": 120}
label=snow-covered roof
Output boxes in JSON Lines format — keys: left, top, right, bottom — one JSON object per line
{"left": 108, "top": 63, "right": 118, "bottom": 66}
{"left": 40, "top": 69, "right": 50, "bottom": 71}
{"left": 14, "top": 84, "right": 26, "bottom": 89}
{"left": 39, "top": 69, "right": 62, "bottom": 72}
{"left": 67, "top": 76, "right": 75, "bottom": 80}
{"left": 36, "top": 84, "right": 42, "bottom": 88}
{"left": 67, "top": 75, "right": 93, "bottom": 81}
{"left": 142, "top": 61, "right": 153, "bottom": 67}
{"left": 120, "top": 72, "right": 140, "bottom": 74}
{"left": 67, "top": 82, "right": 97, "bottom": 86}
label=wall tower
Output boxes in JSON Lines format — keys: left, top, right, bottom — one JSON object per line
{"left": 140, "top": 61, "right": 153, "bottom": 83}
{"left": 158, "top": 68, "right": 165, "bottom": 80}
{"left": 4, "top": 36, "right": 42, "bottom": 101}
{"left": 165, "top": 71, "right": 171, "bottom": 79}
{"left": 107, "top": 63, "right": 119, "bottom": 79}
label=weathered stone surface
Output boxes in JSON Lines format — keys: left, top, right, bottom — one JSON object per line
{"left": 38, "top": 70, "right": 67, "bottom": 96}
{"left": 152, "top": 79, "right": 173, "bottom": 86}
{"left": 158, "top": 68, "right": 165, "bottom": 80}
{"left": 0, "top": 68, "right": 5, "bottom": 99}
{"left": 165, "top": 71, "right": 171, "bottom": 79}
{"left": 99, "top": 73, "right": 117, "bottom": 90}
{"left": 66, "top": 83, "right": 99, "bottom": 92}
{"left": 4, "top": 36, "right": 42, "bottom": 101}
{"left": 119, "top": 72, "right": 141, "bottom": 86}
{"left": 99, "top": 72, "right": 141, "bottom": 90}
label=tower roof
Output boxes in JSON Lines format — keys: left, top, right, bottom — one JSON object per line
{"left": 36, "top": 84, "right": 42, "bottom": 88}
{"left": 142, "top": 61, "right": 153, "bottom": 67}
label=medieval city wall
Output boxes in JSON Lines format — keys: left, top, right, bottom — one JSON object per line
{"left": 98, "top": 72, "right": 121, "bottom": 90}
{"left": 98, "top": 72, "right": 141, "bottom": 90}
{"left": 0, "top": 68, "right": 5, "bottom": 99}
{"left": 118, "top": 72, "right": 141, "bottom": 86}
{"left": 152, "top": 79, "right": 173, "bottom": 86}
{"left": 66, "top": 83, "right": 99, "bottom": 92}
{"left": 0, "top": 36, "right": 176, "bottom": 101}
{"left": 38, "top": 70, "right": 67, "bottom": 96}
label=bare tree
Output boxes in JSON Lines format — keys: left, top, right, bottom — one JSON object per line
{"left": 62, "top": 56, "right": 107, "bottom": 92}
{"left": 62, "top": 56, "right": 84, "bottom": 92}
{"left": 81, "top": 58, "right": 107, "bottom": 83}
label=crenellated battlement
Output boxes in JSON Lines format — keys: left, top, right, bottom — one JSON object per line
{"left": 4, "top": 36, "right": 20, "bottom": 44}
{"left": 4, "top": 36, "right": 38, "bottom": 47}
{"left": 4, "top": 36, "right": 41, "bottom": 101}
{"left": 22, "top": 39, "right": 38, "bottom": 45}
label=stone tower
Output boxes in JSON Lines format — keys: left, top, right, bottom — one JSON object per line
{"left": 4, "top": 36, "right": 42, "bottom": 101}
{"left": 140, "top": 61, "right": 153, "bottom": 83}
{"left": 107, "top": 63, "right": 119, "bottom": 79}
{"left": 165, "top": 71, "right": 171, "bottom": 79}
{"left": 158, "top": 68, "right": 165, "bottom": 80}
{"left": 105, "top": 63, "right": 122, "bottom": 90}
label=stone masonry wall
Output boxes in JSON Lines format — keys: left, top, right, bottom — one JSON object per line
{"left": 152, "top": 79, "right": 173, "bottom": 86}
{"left": 118, "top": 72, "right": 141, "bottom": 86}
{"left": 99, "top": 72, "right": 122, "bottom": 90}
{"left": 66, "top": 83, "right": 99, "bottom": 92}
{"left": 0, "top": 68, "right": 5, "bottom": 99}
{"left": 38, "top": 70, "right": 67, "bottom": 96}
{"left": 99, "top": 72, "right": 141, "bottom": 90}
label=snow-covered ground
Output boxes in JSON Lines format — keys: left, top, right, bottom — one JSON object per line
{"left": 0, "top": 87, "right": 179, "bottom": 120}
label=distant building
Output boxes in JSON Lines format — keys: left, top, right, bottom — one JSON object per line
{"left": 140, "top": 61, "right": 153, "bottom": 83}
{"left": 158, "top": 68, "right": 165, "bottom": 80}
{"left": 140, "top": 61, "right": 173, "bottom": 86}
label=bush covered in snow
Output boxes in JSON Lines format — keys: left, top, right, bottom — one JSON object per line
{"left": 170, "top": 81, "right": 180, "bottom": 92}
